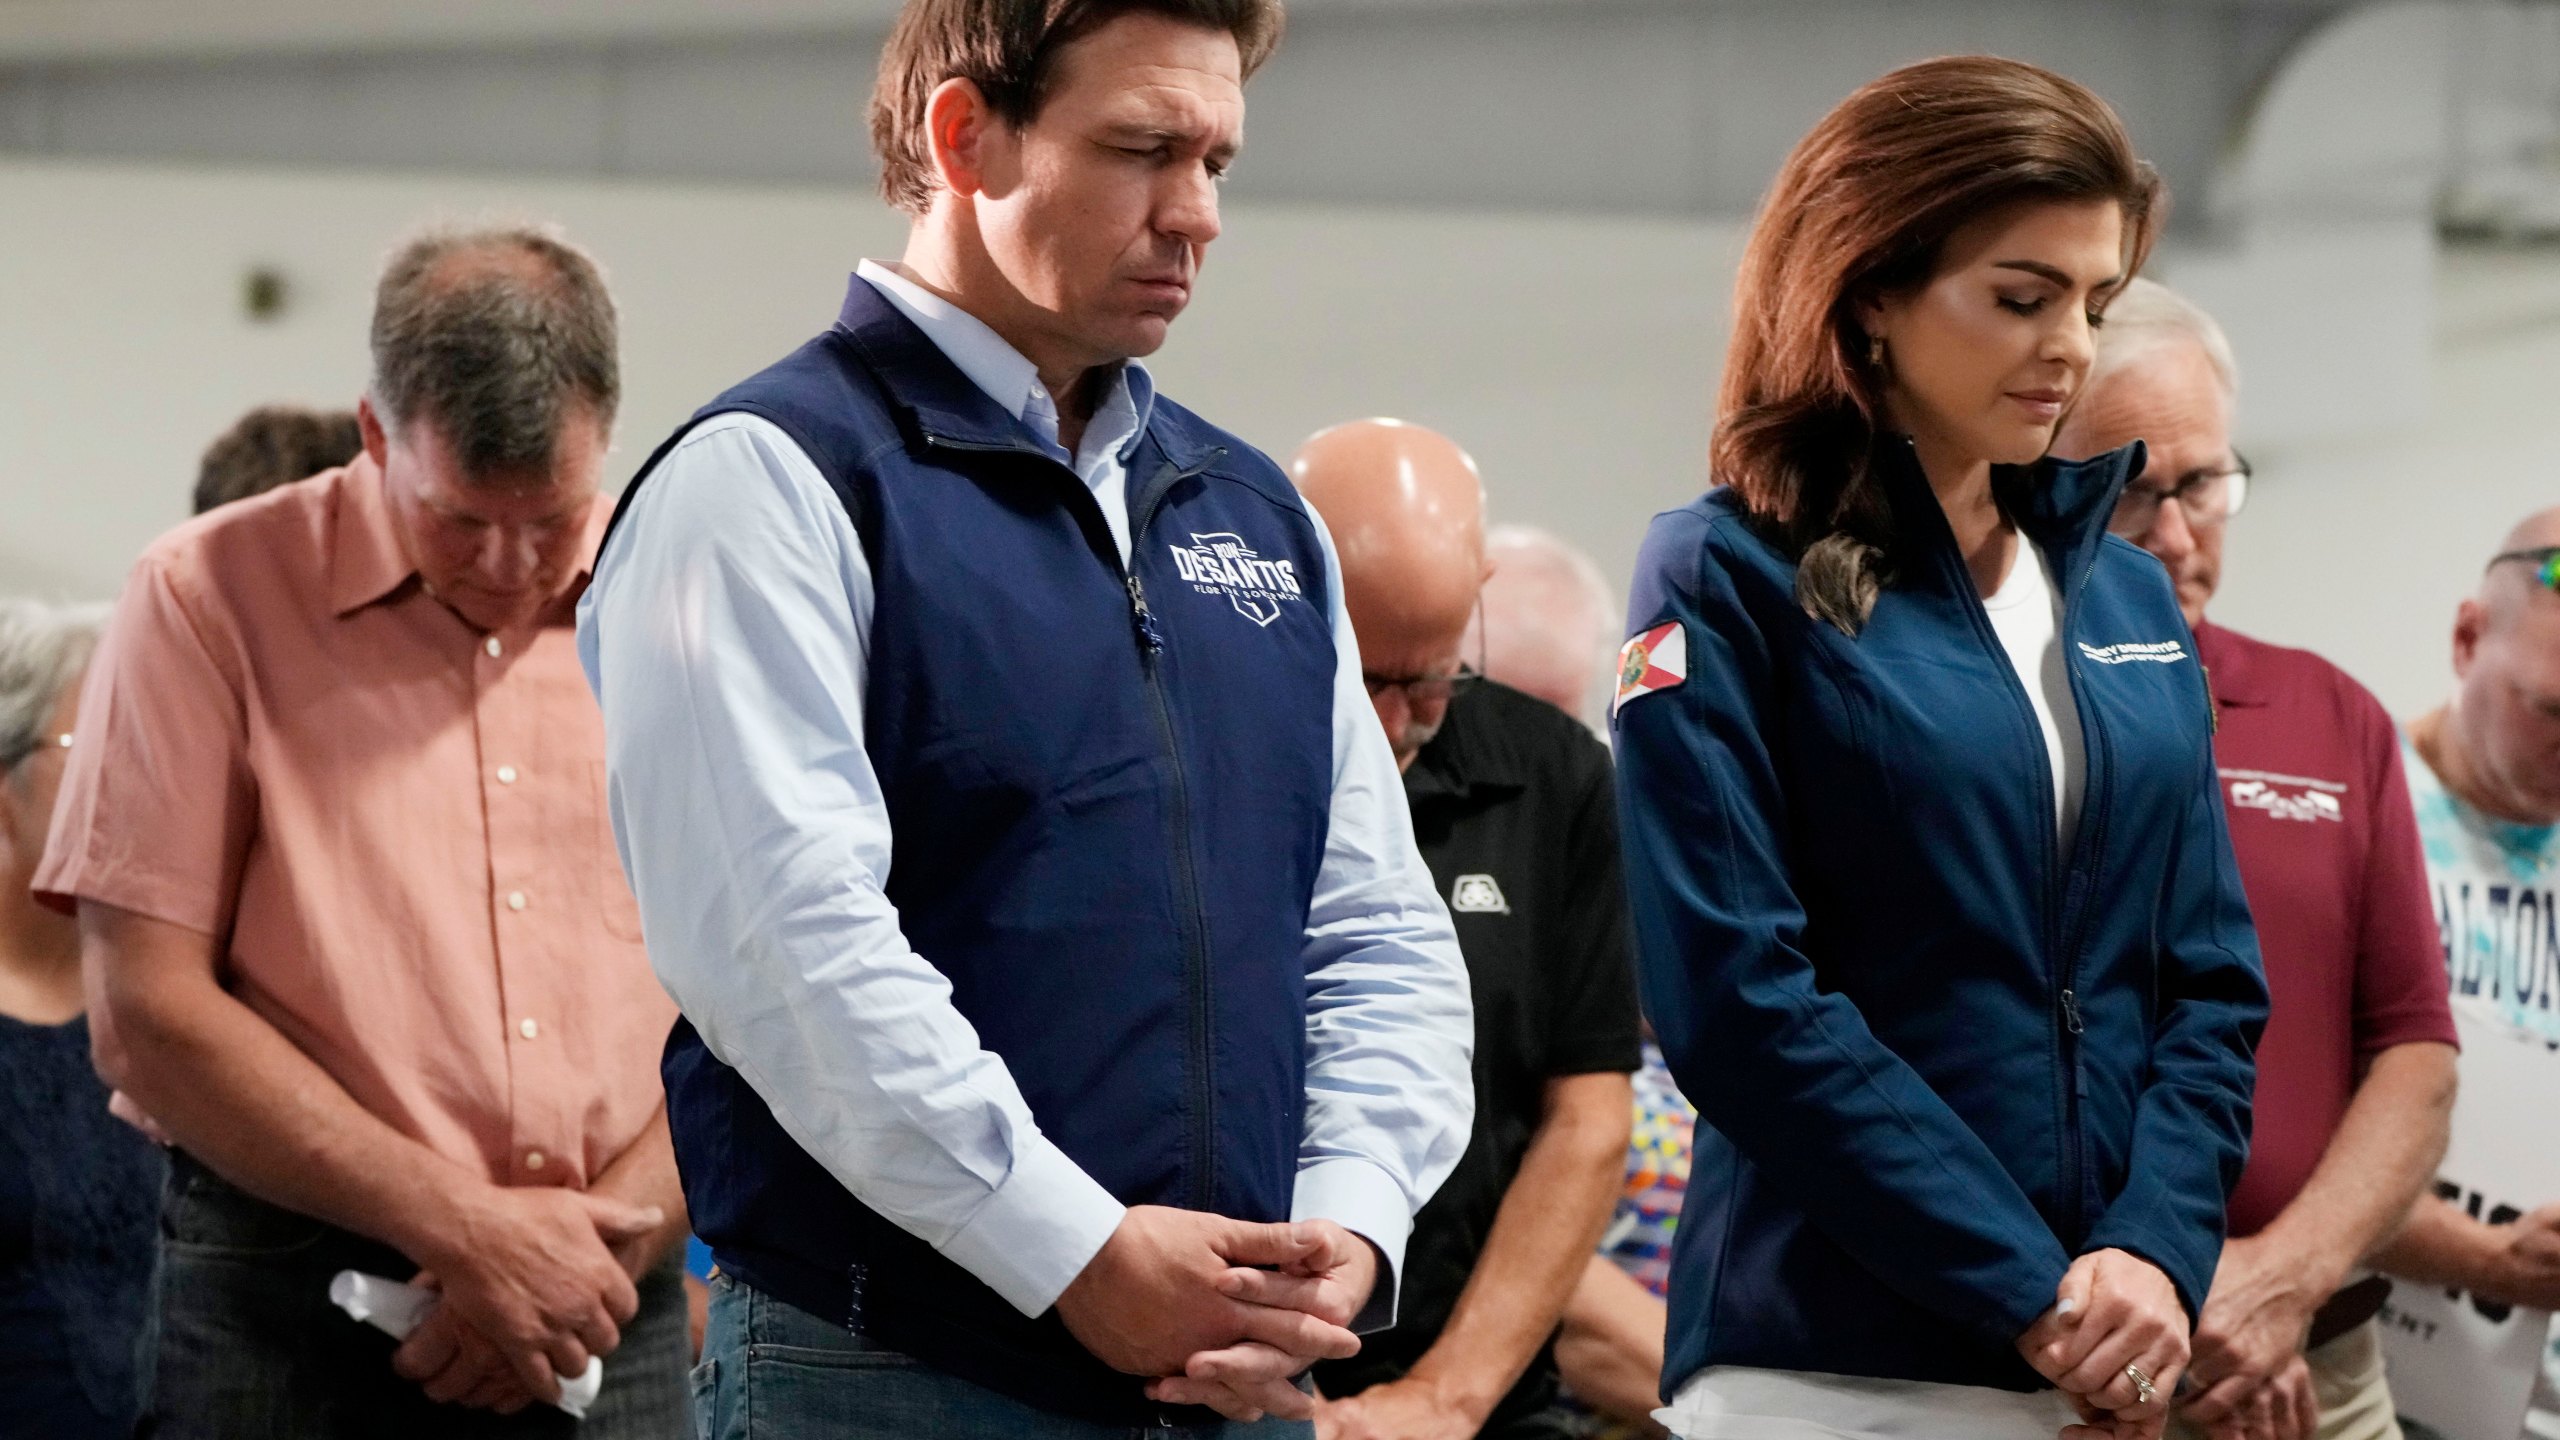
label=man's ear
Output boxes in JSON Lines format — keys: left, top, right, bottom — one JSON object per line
{"left": 925, "top": 77, "right": 999, "bottom": 200}
{"left": 2452, "top": 598, "right": 2487, "bottom": 680}
{"left": 356, "top": 394, "right": 392, "bottom": 471}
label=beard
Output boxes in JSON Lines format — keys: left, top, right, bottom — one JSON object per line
{"left": 1392, "top": 714, "right": 1444, "bottom": 766}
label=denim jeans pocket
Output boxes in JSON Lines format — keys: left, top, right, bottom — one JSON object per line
{"left": 689, "top": 1355, "right": 720, "bottom": 1440}
{"left": 742, "top": 1285, "right": 922, "bottom": 1370}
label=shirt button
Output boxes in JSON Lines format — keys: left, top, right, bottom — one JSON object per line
{"left": 506, "top": 891, "right": 528, "bottom": 912}
{"left": 496, "top": 765, "right": 518, "bottom": 785}
{"left": 518, "top": 1017, "right": 539, "bottom": 1041}
{"left": 485, "top": 636, "right": 504, "bottom": 658}
{"left": 524, "top": 1150, "right": 546, "bottom": 1171}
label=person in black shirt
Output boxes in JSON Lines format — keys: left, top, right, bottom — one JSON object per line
{"left": 1292, "top": 421, "right": 1641, "bottom": 1440}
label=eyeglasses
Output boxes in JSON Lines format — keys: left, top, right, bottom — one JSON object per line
{"left": 1363, "top": 594, "right": 1490, "bottom": 706}
{"left": 1364, "top": 662, "right": 1482, "bottom": 705}
{"left": 2108, "top": 452, "right": 2252, "bottom": 539}
{"left": 2488, "top": 546, "right": 2560, "bottom": 592}
{"left": 0, "top": 731, "right": 71, "bottom": 773}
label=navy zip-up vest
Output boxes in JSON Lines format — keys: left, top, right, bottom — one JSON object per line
{"left": 604, "top": 279, "right": 1339, "bottom": 1424}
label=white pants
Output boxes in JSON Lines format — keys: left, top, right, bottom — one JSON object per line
{"left": 1660, "top": 1366, "right": 2086, "bottom": 1439}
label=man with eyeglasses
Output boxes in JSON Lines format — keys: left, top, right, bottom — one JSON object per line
{"left": 2054, "top": 278, "right": 2460, "bottom": 1440}
{"left": 2369, "top": 506, "right": 2560, "bottom": 1440}
{"left": 1288, "top": 420, "right": 1639, "bottom": 1440}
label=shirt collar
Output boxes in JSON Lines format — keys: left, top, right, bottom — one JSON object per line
{"left": 328, "top": 452, "right": 609, "bottom": 620}
{"left": 855, "top": 260, "right": 1156, "bottom": 466}
{"left": 2192, "top": 621, "right": 2272, "bottom": 708}
{"left": 329, "top": 455, "right": 417, "bottom": 617}
{"left": 1401, "top": 686, "right": 1528, "bottom": 805}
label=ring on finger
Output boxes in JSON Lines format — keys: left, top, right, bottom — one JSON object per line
{"left": 2124, "top": 1363, "right": 2157, "bottom": 1407}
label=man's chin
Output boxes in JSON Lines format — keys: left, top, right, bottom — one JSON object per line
{"left": 2179, "top": 579, "right": 2217, "bottom": 631}
{"left": 1102, "top": 311, "right": 1177, "bottom": 359}
{"left": 443, "top": 592, "right": 543, "bottom": 635}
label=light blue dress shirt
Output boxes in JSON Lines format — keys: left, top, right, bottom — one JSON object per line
{"left": 578, "top": 262, "right": 1474, "bottom": 1325}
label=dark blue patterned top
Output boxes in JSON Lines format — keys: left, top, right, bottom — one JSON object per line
{"left": 0, "top": 1013, "right": 165, "bottom": 1437}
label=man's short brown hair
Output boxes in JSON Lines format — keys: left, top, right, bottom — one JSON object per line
{"left": 369, "top": 223, "right": 619, "bottom": 479}
{"left": 194, "top": 405, "right": 364, "bottom": 515}
{"left": 868, "top": 0, "right": 1284, "bottom": 216}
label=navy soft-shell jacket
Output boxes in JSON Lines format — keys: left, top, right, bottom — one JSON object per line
{"left": 1613, "top": 440, "right": 2269, "bottom": 1398}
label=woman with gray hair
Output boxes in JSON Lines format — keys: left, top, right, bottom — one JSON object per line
{"left": 0, "top": 598, "right": 165, "bottom": 1437}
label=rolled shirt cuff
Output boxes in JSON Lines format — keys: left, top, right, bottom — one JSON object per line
{"left": 935, "top": 1134, "right": 1127, "bottom": 1318}
{"left": 1293, "top": 1156, "right": 1413, "bottom": 1334}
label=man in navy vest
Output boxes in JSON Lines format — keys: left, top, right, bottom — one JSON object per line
{"left": 576, "top": 0, "right": 1476, "bottom": 1436}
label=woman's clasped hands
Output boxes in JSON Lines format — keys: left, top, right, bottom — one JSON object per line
{"left": 2015, "top": 1248, "right": 2192, "bottom": 1440}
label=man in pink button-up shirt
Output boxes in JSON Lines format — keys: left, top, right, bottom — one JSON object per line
{"left": 38, "top": 225, "right": 688, "bottom": 1438}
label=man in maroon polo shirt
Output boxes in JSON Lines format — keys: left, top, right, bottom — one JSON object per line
{"left": 2055, "top": 278, "right": 2460, "bottom": 1440}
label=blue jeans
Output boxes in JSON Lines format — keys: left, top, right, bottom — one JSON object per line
{"left": 694, "top": 1273, "right": 1317, "bottom": 1440}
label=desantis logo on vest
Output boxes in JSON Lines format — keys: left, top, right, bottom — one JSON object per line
{"left": 1167, "top": 531, "right": 1306, "bottom": 627}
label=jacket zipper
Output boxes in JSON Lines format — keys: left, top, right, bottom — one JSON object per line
{"left": 1126, "top": 569, "right": 1217, "bottom": 1208}
{"left": 1944, "top": 527, "right": 2106, "bottom": 1242}
{"left": 2047, "top": 552, "right": 2113, "bottom": 1239}
{"left": 1128, "top": 451, "right": 1226, "bottom": 1213}
{"left": 924, "top": 430, "right": 1230, "bottom": 1211}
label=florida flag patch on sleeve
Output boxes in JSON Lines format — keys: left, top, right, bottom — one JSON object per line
{"left": 1613, "top": 621, "right": 1688, "bottom": 717}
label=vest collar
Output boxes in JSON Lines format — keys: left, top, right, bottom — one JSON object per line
{"left": 831, "top": 274, "right": 1218, "bottom": 473}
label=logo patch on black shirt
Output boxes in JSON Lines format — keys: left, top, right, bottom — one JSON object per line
{"left": 1450, "top": 874, "right": 1510, "bottom": 914}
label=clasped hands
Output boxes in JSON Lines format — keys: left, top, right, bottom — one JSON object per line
{"left": 2015, "top": 1248, "right": 2193, "bottom": 1440}
{"left": 387, "top": 1183, "right": 668, "bottom": 1415}
{"left": 1057, "top": 1205, "right": 1381, "bottom": 1423}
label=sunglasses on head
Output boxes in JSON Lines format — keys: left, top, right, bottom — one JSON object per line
{"left": 2488, "top": 547, "right": 2560, "bottom": 592}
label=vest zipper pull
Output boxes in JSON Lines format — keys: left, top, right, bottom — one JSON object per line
{"left": 2060, "top": 988, "right": 2085, "bottom": 1035}
{"left": 1127, "top": 575, "right": 1165, "bottom": 655}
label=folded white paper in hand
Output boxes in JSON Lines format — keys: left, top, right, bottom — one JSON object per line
{"left": 329, "top": 1270, "right": 604, "bottom": 1419}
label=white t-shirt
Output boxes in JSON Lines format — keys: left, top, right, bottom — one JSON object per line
{"left": 1658, "top": 539, "right": 2090, "bottom": 1440}
{"left": 2403, "top": 738, "right": 2560, "bottom": 1434}
{"left": 1983, "top": 540, "right": 2086, "bottom": 847}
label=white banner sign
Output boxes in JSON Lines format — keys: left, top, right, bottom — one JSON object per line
{"left": 2380, "top": 1005, "right": 2560, "bottom": 1440}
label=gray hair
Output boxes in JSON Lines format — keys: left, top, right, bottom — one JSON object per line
{"left": 369, "top": 223, "right": 619, "bottom": 479}
{"left": 0, "top": 600, "right": 108, "bottom": 775}
{"left": 2088, "top": 276, "right": 2239, "bottom": 400}
{"left": 1481, "top": 524, "right": 1623, "bottom": 730}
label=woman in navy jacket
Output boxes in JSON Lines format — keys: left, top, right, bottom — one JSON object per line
{"left": 1613, "top": 58, "right": 2268, "bottom": 1440}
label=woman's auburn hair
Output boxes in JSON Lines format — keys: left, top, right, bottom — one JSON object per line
{"left": 1714, "top": 55, "right": 2164, "bottom": 634}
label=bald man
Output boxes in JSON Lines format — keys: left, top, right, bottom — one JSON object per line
{"left": 1470, "top": 527, "right": 1620, "bottom": 733}
{"left": 1290, "top": 421, "right": 1640, "bottom": 1440}
{"left": 2372, "top": 505, "right": 2560, "bottom": 1436}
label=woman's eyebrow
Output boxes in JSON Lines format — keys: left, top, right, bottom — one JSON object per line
{"left": 1992, "top": 259, "right": 2124, "bottom": 291}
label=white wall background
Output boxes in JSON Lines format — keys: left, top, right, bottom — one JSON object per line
{"left": 0, "top": 155, "right": 1730, "bottom": 626}
{"left": 0, "top": 154, "right": 2551, "bottom": 721}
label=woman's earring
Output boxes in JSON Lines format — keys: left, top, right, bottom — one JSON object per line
{"left": 1868, "top": 333, "right": 1886, "bottom": 368}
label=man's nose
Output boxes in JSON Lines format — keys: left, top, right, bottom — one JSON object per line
{"left": 476, "top": 527, "right": 542, "bottom": 588}
{"left": 1158, "top": 167, "right": 1222, "bottom": 250}
{"left": 1369, "top": 690, "right": 1408, "bottom": 745}
{"left": 2144, "top": 500, "right": 2198, "bottom": 567}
